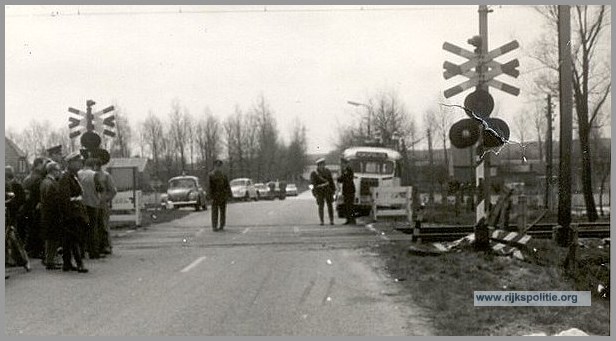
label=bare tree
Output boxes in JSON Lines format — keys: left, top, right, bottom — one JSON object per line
{"left": 533, "top": 5, "right": 611, "bottom": 221}
{"left": 169, "top": 100, "right": 191, "bottom": 172}
{"left": 141, "top": 112, "right": 164, "bottom": 178}
{"left": 195, "top": 108, "right": 222, "bottom": 172}
{"left": 253, "top": 95, "right": 279, "bottom": 181}
{"left": 106, "top": 105, "right": 132, "bottom": 158}
{"left": 423, "top": 109, "right": 439, "bottom": 204}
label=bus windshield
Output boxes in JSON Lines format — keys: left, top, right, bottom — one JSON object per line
{"left": 350, "top": 160, "right": 394, "bottom": 175}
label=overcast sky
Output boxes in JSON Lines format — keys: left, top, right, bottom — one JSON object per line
{"left": 6, "top": 5, "right": 564, "bottom": 154}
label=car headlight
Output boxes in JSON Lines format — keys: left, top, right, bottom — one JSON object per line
{"left": 188, "top": 192, "right": 197, "bottom": 200}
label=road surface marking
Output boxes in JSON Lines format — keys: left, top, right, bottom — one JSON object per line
{"left": 293, "top": 226, "right": 300, "bottom": 233}
{"left": 180, "top": 256, "right": 207, "bottom": 273}
{"left": 242, "top": 227, "right": 251, "bottom": 234}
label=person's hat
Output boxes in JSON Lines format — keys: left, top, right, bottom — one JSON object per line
{"left": 315, "top": 157, "right": 326, "bottom": 165}
{"left": 46, "top": 145, "right": 62, "bottom": 156}
{"left": 45, "top": 161, "right": 61, "bottom": 173}
{"left": 214, "top": 159, "right": 223, "bottom": 166}
{"left": 64, "top": 150, "right": 83, "bottom": 162}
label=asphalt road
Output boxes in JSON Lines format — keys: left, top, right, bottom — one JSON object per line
{"left": 5, "top": 191, "right": 432, "bottom": 336}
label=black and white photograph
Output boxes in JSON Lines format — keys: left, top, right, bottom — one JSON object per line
{"left": 3, "top": 4, "right": 612, "bottom": 336}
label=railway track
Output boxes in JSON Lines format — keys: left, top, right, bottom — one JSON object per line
{"left": 396, "top": 222, "right": 611, "bottom": 242}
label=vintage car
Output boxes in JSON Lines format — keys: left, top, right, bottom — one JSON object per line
{"left": 254, "top": 182, "right": 275, "bottom": 200}
{"left": 285, "top": 183, "right": 298, "bottom": 196}
{"left": 163, "top": 175, "right": 207, "bottom": 211}
{"left": 230, "top": 178, "right": 259, "bottom": 201}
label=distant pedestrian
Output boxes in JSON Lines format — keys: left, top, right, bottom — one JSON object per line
{"left": 22, "top": 157, "right": 50, "bottom": 259}
{"left": 78, "top": 157, "right": 103, "bottom": 259}
{"left": 39, "top": 161, "right": 63, "bottom": 270}
{"left": 95, "top": 161, "right": 117, "bottom": 255}
{"left": 337, "top": 157, "right": 356, "bottom": 225}
{"left": 208, "top": 160, "right": 232, "bottom": 231}
{"left": 310, "top": 158, "right": 335, "bottom": 226}
{"left": 58, "top": 151, "right": 89, "bottom": 273}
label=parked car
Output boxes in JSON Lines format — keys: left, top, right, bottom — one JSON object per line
{"left": 266, "top": 180, "right": 287, "bottom": 200}
{"left": 254, "top": 183, "right": 274, "bottom": 200}
{"left": 163, "top": 175, "right": 207, "bottom": 211}
{"left": 230, "top": 178, "right": 259, "bottom": 201}
{"left": 285, "top": 183, "right": 298, "bottom": 196}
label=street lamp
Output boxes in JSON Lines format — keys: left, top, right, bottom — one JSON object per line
{"left": 347, "top": 100, "right": 372, "bottom": 136}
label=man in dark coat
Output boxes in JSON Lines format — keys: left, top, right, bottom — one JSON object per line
{"left": 22, "top": 157, "right": 49, "bottom": 259}
{"left": 208, "top": 160, "right": 232, "bottom": 231}
{"left": 337, "top": 158, "right": 356, "bottom": 225}
{"left": 39, "top": 161, "right": 63, "bottom": 270}
{"left": 57, "top": 151, "right": 89, "bottom": 273}
{"left": 310, "top": 158, "right": 336, "bottom": 226}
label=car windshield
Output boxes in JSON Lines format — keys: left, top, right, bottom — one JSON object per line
{"left": 255, "top": 184, "right": 266, "bottom": 190}
{"left": 169, "top": 178, "right": 196, "bottom": 189}
{"left": 230, "top": 179, "right": 248, "bottom": 186}
{"left": 288, "top": 184, "right": 297, "bottom": 189}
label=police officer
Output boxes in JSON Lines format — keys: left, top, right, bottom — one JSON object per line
{"left": 337, "top": 157, "right": 356, "bottom": 225}
{"left": 58, "top": 151, "right": 89, "bottom": 273}
{"left": 310, "top": 158, "right": 335, "bottom": 226}
{"left": 208, "top": 160, "right": 232, "bottom": 231}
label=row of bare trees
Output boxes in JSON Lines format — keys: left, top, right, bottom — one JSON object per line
{"left": 8, "top": 96, "right": 309, "bottom": 185}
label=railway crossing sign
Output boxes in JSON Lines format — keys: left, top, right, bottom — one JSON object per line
{"left": 68, "top": 103, "right": 115, "bottom": 138}
{"left": 443, "top": 40, "right": 520, "bottom": 98}
{"left": 67, "top": 100, "right": 115, "bottom": 165}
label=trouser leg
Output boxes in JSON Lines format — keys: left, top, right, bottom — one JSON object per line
{"left": 219, "top": 201, "right": 227, "bottom": 228}
{"left": 45, "top": 239, "right": 59, "bottom": 266}
{"left": 317, "top": 196, "right": 324, "bottom": 223}
{"left": 326, "top": 197, "right": 334, "bottom": 223}
{"left": 211, "top": 201, "right": 219, "bottom": 230}
{"left": 86, "top": 206, "right": 100, "bottom": 258}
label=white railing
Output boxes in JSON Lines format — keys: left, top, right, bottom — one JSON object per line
{"left": 370, "top": 186, "right": 413, "bottom": 222}
{"left": 110, "top": 190, "right": 142, "bottom": 226}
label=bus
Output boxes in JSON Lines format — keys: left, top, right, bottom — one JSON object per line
{"left": 335, "top": 146, "right": 403, "bottom": 217}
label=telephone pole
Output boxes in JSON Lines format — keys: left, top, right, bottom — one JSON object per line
{"left": 557, "top": 5, "right": 573, "bottom": 245}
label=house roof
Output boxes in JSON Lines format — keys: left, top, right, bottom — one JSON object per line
{"left": 5, "top": 137, "right": 26, "bottom": 157}
{"left": 105, "top": 157, "right": 149, "bottom": 172}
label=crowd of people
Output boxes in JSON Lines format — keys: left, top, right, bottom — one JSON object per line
{"left": 5, "top": 150, "right": 117, "bottom": 276}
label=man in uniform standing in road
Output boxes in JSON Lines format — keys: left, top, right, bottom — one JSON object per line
{"left": 94, "top": 160, "right": 117, "bottom": 255}
{"left": 208, "top": 159, "right": 232, "bottom": 231}
{"left": 310, "top": 158, "right": 335, "bottom": 226}
{"left": 78, "top": 157, "right": 103, "bottom": 259}
{"left": 58, "top": 151, "right": 89, "bottom": 273}
{"left": 337, "top": 157, "right": 356, "bottom": 225}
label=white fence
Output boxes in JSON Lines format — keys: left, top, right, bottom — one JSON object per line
{"left": 370, "top": 186, "right": 413, "bottom": 222}
{"left": 110, "top": 190, "right": 143, "bottom": 226}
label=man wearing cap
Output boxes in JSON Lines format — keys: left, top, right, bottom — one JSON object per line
{"left": 208, "top": 159, "right": 232, "bottom": 231}
{"left": 57, "top": 151, "right": 89, "bottom": 273}
{"left": 337, "top": 157, "right": 356, "bottom": 225}
{"left": 310, "top": 158, "right": 336, "bottom": 226}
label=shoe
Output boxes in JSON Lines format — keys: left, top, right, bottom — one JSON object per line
{"left": 62, "top": 265, "right": 78, "bottom": 272}
{"left": 320, "top": 222, "right": 324, "bottom": 226}
{"left": 101, "top": 249, "right": 112, "bottom": 255}
{"left": 343, "top": 221, "right": 350, "bottom": 225}
{"left": 46, "top": 264, "right": 61, "bottom": 270}
{"left": 90, "top": 255, "right": 101, "bottom": 259}
{"left": 24, "top": 262, "right": 31, "bottom": 272}
{"left": 77, "top": 267, "right": 89, "bottom": 273}
{"left": 330, "top": 221, "right": 334, "bottom": 225}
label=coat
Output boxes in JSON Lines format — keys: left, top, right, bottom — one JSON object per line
{"left": 208, "top": 170, "right": 232, "bottom": 202}
{"left": 311, "top": 167, "right": 335, "bottom": 197}
{"left": 39, "top": 175, "right": 62, "bottom": 241}
{"left": 337, "top": 165, "right": 356, "bottom": 195}
{"left": 58, "top": 171, "right": 90, "bottom": 239}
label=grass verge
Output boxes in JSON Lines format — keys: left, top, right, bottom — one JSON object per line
{"left": 372, "top": 237, "right": 610, "bottom": 336}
